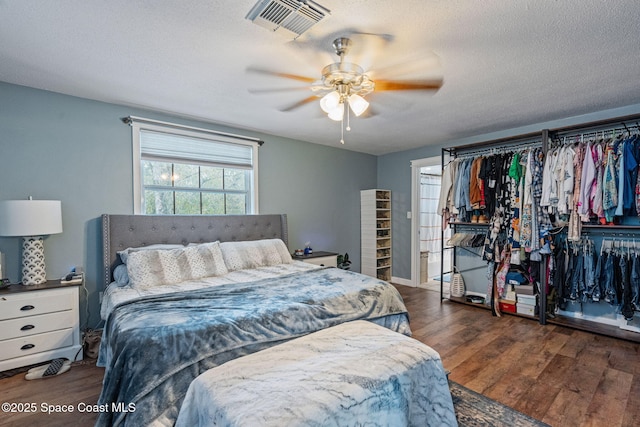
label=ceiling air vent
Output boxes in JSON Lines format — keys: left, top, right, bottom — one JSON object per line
{"left": 246, "top": 0, "right": 330, "bottom": 39}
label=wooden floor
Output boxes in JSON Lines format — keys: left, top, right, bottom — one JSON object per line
{"left": 399, "top": 285, "right": 640, "bottom": 427}
{"left": 1, "top": 285, "right": 639, "bottom": 426}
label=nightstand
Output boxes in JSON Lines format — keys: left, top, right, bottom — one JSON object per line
{"left": 294, "top": 251, "right": 338, "bottom": 267}
{"left": 0, "top": 280, "right": 83, "bottom": 372}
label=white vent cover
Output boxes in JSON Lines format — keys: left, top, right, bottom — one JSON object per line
{"left": 246, "top": 0, "right": 330, "bottom": 39}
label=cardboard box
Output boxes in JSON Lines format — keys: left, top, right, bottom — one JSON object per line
{"left": 517, "top": 302, "right": 536, "bottom": 316}
{"left": 514, "top": 284, "right": 535, "bottom": 295}
{"left": 498, "top": 299, "right": 516, "bottom": 313}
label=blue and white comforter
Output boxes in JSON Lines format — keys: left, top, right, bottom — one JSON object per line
{"left": 177, "top": 320, "right": 457, "bottom": 427}
{"left": 96, "top": 267, "right": 410, "bottom": 426}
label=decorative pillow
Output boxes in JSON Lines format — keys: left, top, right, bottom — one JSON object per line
{"left": 113, "top": 264, "right": 130, "bottom": 287}
{"left": 220, "top": 239, "right": 292, "bottom": 271}
{"left": 126, "top": 241, "right": 228, "bottom": 289}
{"left": 118, "top": 244, "right": 185, "bottom": 264}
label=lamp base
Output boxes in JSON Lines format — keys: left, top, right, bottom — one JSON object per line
{"left": 21, "top": 236, "right": 47, "bottom": 286}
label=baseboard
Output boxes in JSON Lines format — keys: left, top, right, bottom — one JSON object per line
{"left": 391, "top": 276, "right": 414, "bottom": 287}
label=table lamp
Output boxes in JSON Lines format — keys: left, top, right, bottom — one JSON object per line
{"left": 0, "top": 199, "right": 63, "bottom": 285}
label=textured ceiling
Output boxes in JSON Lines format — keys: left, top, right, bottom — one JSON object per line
{"left": 1, "top": 0, "right": 639, "bottom": 155}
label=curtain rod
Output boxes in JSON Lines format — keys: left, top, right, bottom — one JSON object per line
{"left": 122, "top": 116, "right": 265, "bottom": 146}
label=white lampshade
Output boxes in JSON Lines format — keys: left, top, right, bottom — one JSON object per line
{"left": 0, "top": 200, "right": 63, "bottom": 237}
{"left": 320, "top": 91, "right": 341, "bottom": 113}
{"left": 0, "top": 200, "right": 63, "bottom": 285}
{"left": 348, "top": 93, "right": 370, "bottom": 116}
{"left": 327, "top": 103, "right": 345, "bottom": 121}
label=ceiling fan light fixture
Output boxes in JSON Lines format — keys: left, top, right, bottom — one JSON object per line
{"left": 320, "top": 91, "right": 340, "bottom": 113}
{"left": 348, "top": 93, "right": 369, "bottom": 116}
{"left": 327, "top": 103, "right": 344, "bottom": 121}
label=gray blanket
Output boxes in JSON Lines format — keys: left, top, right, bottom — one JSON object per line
{"left": 96, "top": 267, "right": 411, "bottom": 426}
{"left": 176, "top": 321, "right": 457, "bottom": 427}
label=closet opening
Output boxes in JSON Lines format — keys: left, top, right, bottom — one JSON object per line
{"left": 410, "top": 157, "right": 451, "bottom": 290}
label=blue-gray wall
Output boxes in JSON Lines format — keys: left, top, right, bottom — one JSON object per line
{"left": 3, "top": 79, "right": 639, "bottom": 328}
{"left": 0, "top": 82, "right": 377, "bottom": 329}
{"left": 378, "top": 103, "right": 640, "bottom": 282}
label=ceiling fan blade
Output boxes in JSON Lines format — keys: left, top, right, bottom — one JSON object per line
{"left": 246, "top": 67, "right": 317, "bottom": 83}
{"left": 280, "top": 95, "right": 319, "bottom": 112}
{"left": 367, "top": 52, "right": 442, "bottom": 80}
{"left": 346, "top": 32, "right": 394, "bottom": 71}
{"left": 249, "top": 86, "right": 312, "bottom": 94}
{"left": 374, "top": 78, "right": 443, "bottom": 92}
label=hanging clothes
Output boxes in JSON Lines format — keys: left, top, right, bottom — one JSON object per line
{"left": 438, "top": 158, "right": 459, "bottom": 227}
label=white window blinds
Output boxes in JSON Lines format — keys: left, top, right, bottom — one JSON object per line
{"left": 126, "top": 116, "right": 261, "bottom": 214}
{"left": 140, "top": 130, "right": 254, "bottom": 169}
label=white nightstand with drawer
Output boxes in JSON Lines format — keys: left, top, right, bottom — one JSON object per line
{"left": 294, "top": 251, "right": 338, "bottom": 267}
{"left": 0, "top": 281, "right": 83, "bottom": 372}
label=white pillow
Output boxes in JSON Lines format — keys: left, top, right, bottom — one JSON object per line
{"left": 118, "top": 244, "right": 185, "bottom": 264}
{"left": 126, "top": 241, "right": 228, "bottom": 289}
{"left": 220, "top": 239, "right": 292, "bottom": 271}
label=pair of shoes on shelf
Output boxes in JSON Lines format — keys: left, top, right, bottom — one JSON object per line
{"left": 447, "top": 233, "right": 466, "bottom": 246}
{"left": 471, "top": 215, "right": 479, "bottom": 223}
{"left": 471, "top": 234, "right": 486, "bottom": 247}
{"left": 478, "top": 215, "right": 489, "bottom": 223}
{"left": 459, "top": 234, "right": 476, "bottom": 246}
{"left": 25, "top": 358, "right": 71, "bottom": 380}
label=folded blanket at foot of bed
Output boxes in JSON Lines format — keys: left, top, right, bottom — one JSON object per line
{"left": 176, "top": 320, "right": 458, "bottom": 427}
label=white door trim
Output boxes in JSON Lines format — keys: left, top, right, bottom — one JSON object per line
{"left": 410, "top": 156, "right": 441, "bottom": 287}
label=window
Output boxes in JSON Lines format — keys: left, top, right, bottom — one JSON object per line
{"left": 127, "top": 117, "right": 261, "bottom": 215}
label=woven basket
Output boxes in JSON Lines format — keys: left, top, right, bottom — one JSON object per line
{"left": 450, "top": 267, "right": 466, "bottom": 297}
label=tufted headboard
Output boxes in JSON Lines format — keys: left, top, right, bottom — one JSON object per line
{"left": 101, "top": 214, "right": 288, "bottom": 287}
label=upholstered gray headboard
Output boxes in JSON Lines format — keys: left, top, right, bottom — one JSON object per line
{"left": 102, "top": 214, "right": 288, "bottom": 287}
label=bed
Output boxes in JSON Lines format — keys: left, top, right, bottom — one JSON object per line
{"left": 96, "top": 214, "right": 412, "bottom": 427}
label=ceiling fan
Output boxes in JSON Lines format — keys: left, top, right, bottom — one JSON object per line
{"left": 249, "top": 36, "right": 443, "bottom": 144}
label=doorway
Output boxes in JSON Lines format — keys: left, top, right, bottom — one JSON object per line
{"left": 410, "top": 157, "right": 451, "bottom": 287}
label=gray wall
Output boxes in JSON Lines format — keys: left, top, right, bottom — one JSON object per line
{"left": 0, "top": 82, "right": 377, "bottom": 329}
{"left": 378, "top": 103, "right": 640, "bottom": 282}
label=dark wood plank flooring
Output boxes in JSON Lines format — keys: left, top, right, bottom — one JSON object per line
{"left": 1, "top": 285, "right": 639, "bottom": 426}
{"left": 399, "top": 285, "right": 640, "bottom": 427}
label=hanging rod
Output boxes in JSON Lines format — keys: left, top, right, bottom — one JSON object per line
{"left": 551, "top": 121, "right": 640, "bottom": 143}
{"left": 550, "top": 112, "right": 640, "bottom": 136}
{"left": 455, "top": 140, "right": 542, "bottom": 159}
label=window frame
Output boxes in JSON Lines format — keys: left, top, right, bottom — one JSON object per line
{"left": 127, "top": 116, "right": 261, "bottom": 215}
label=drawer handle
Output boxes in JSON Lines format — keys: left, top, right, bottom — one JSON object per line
{"left": 20, "top": 305, "right": 35, "bottom": 311}
{"left": 21, "top": 324, "right": 35, "bottom": 331}
{"left": 21, "top": 344, "right": 35, "bottom": 351}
